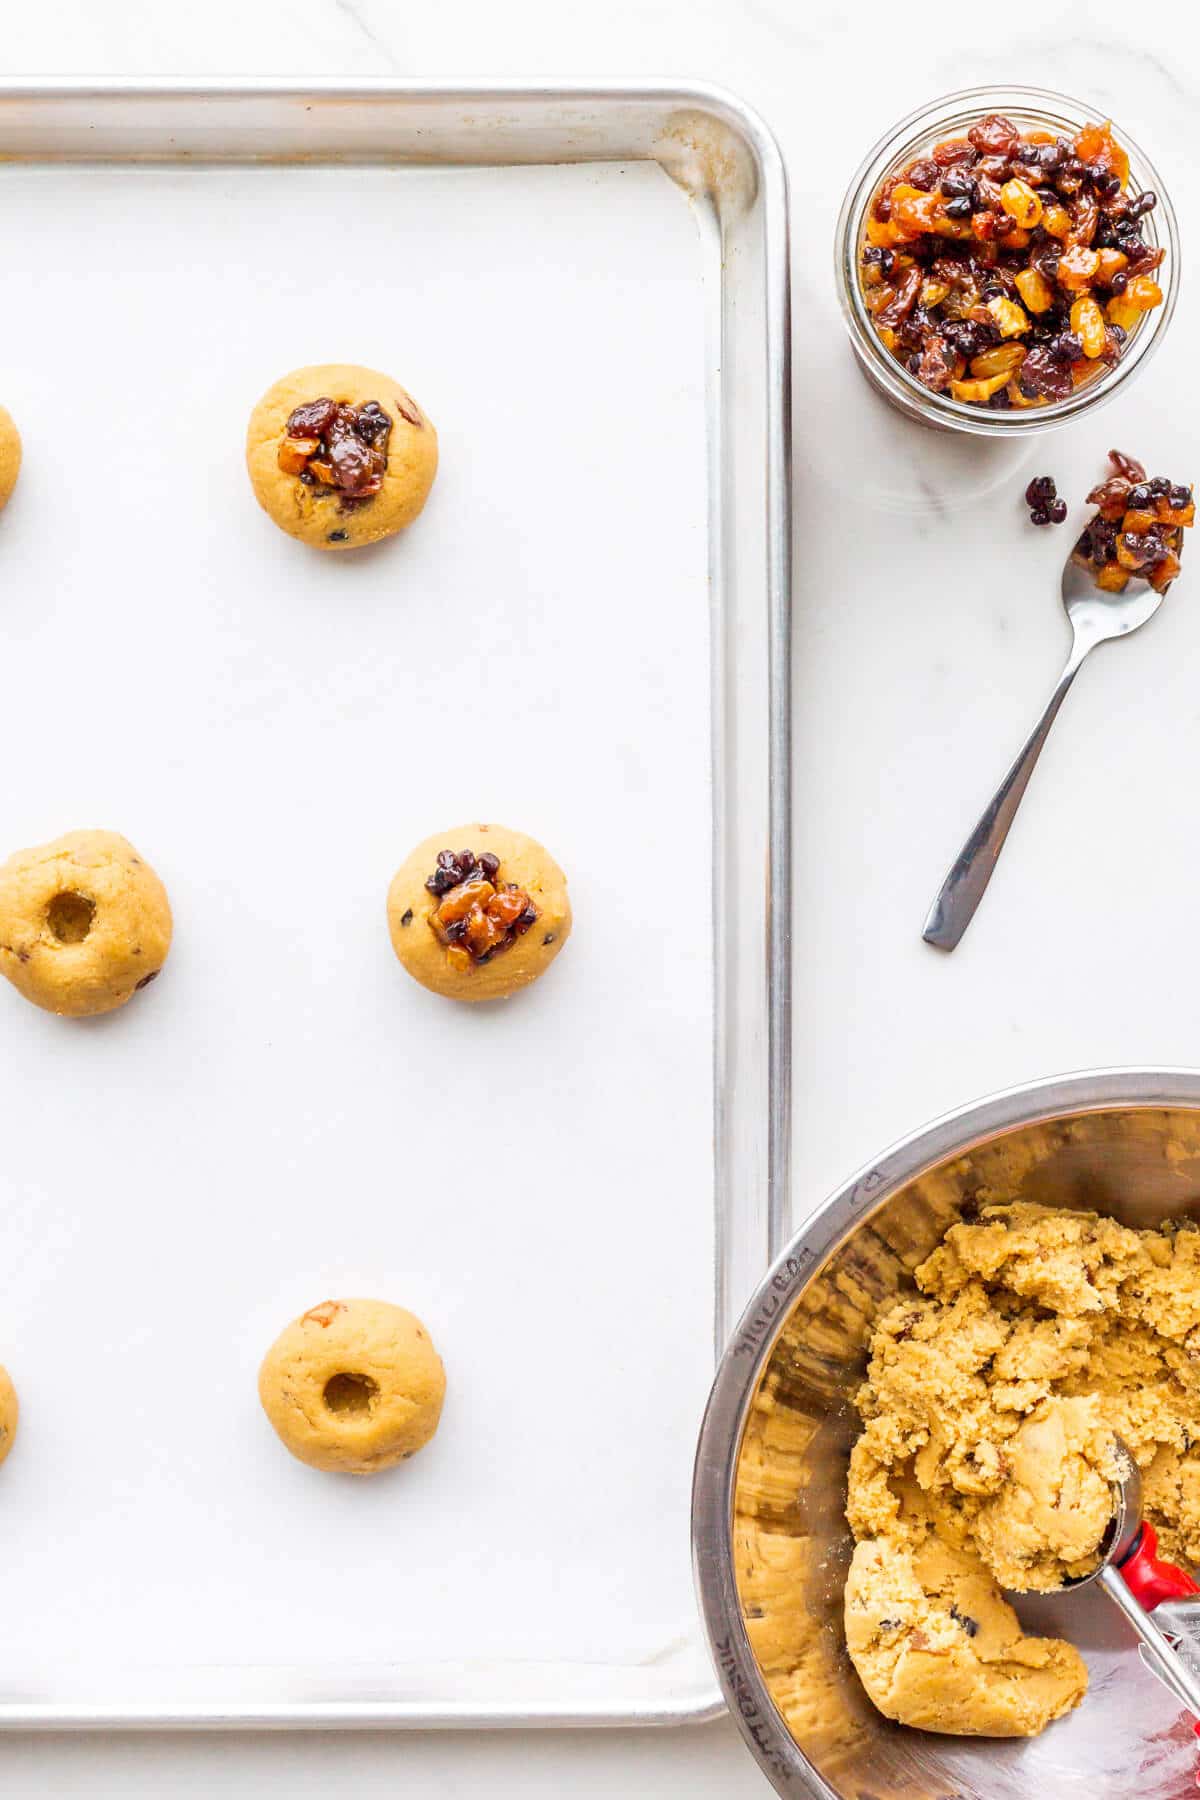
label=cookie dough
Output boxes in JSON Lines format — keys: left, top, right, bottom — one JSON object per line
{"left": 846, "top": 1201, "right": 1200, "bottom": 1736}
{"left": 0, "top": 1365, "right": 17, "bottom": 1469}
{"left": 258, "top": 1297, "right": 445, "bottom": 1474}
{"left": 0, "top": 829, "right": 172, "bottom": 1018}
{"left": 387, "top": 823, "right": 571, "bottom": 1002}
{"left": 245, "top": 364, "right": 437, "bottom": 551}
{"left": 0, "top": 407, "right": 20, "bottom": 513}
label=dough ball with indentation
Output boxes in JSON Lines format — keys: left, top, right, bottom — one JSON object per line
{"left": 258, "top": 1298, "right": 446, "bottom": 1475}
{"left": 0, "top": 407, "right": 21, "bottom": 513}
{"left": 387, "top": 823, "right": 571, "bottom": 1002}
{"left": 245, "top": 363, "right": 438, "bottom": 551}
{"left": 0, "top": 830, "right": 172, "bottom": 1018}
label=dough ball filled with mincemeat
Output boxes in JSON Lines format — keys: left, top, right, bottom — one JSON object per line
{"left": 387, "top": 822, "right": 571, "bottom": 1002}
{"left": 245, "top": 363, "right": 437, "bottom": 551}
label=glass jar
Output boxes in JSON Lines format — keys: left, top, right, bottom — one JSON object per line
{"left": 834, "top": 84, "right": 1179, "bottom": 435}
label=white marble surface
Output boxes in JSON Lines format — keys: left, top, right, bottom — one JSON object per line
{"left": 2, "top": 1, "right": 1197, "bottom": 1794}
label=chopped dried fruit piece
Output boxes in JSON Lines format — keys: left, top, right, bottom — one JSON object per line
{"left": 1128, "top": 276, "right": 1163, "bottom": 310}
{"left": 1085, "top": 477, "right": 1132, "bottom": 518}
{"left": 986, "top": 294, "right": 1029, "bottom": 339}
{"left": 1056, "top": 244, "right": 1100, "bottom": 289}
{"left": 890, "top": 185, "right": 941, "bottom": 236}
{"left": 915, "top": 335, "right": 959, "bottom": 392}
{"left": 277, "top": 436, "right": 319, "bottom": 475}
{"left": 1074, "top": 120, "right": 1129, "bottom": 187}
{"left": 865, "top": 214, "right": 903, "bottom": 250}
{"left": 1150, "top": 552, "right": 1182, "bottom": 592}
{"left": 1095, "top": 247, "right": 1128, "bottom": 285}
{"left": 950, "top": 371, "right": 1010, "bottom": 403}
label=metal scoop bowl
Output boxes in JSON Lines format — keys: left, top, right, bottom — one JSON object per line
{"left": 1049, "top": 1438, "right": 1200, "bottom": 1720}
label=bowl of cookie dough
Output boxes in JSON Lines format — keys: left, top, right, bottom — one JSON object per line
{"left": 693, "top": 1069, "right": 1200, "bottom": 1800}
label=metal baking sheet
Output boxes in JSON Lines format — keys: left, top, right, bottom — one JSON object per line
{"left": 0, "top": 81, "right": 790, "bottom": 1728}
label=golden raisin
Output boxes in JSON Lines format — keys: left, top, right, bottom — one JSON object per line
{"left": 1014, "top": 267, "right": 1055, "bottom": 314}
{"left": 999, "top": 178, "right": 1043, "bottom": 228}
{"left": 278, "top": 436, "right": 319, "bottom": 475}
{"left": 1070, "top": 295, "right": 1107, "bottom": 358}
{"left": 1057, "top": 245, "right": 1101, "bottom": 290}
{"left": 969, "top": 343, "right": 1026, "bottom": 379}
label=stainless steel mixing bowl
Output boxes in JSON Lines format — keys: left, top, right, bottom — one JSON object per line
{"left": 693, "top": 1070, "right": 1200, "bottom": 1799}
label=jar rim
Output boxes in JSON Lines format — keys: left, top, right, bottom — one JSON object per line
{"left": 834, "top": 84, "right": 1180, "bottom": 435}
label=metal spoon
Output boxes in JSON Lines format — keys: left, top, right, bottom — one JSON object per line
{"left": 1053, "top": 1439, "right": 1200, "bottom": 1718}
{"left": 923, "top": 553, "right": 1168, "bottom": 952}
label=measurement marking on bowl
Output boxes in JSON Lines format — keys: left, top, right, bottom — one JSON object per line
{"left": 733, "top": 1250, "right": 815, "bottom": 1355}
{"left": 712, "top": 1638, "right": 792, "bottom": 1782}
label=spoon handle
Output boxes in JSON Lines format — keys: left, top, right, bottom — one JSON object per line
{"left": 922, "top": 645, "right": 1087, "bottom": 952}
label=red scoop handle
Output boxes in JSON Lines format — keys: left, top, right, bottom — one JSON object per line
{"left": 1121, "top": 1522, "right": 1200, "bottom": 1610}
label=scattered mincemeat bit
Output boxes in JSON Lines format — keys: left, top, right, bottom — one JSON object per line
{"left": 1024, "top": 474, "right": 1068, "bottom": 525}
{"left": 423, "top": 849, "right": 539, "bottom": 966}
{"left": 400, "top": 908, "right": 413, "bottom": 927}
{"left": 302, "top": 1300, "right": 345, "bottom": 1328}
{"left": 877, "top": 1618, "right": 902, "bottom": 1630}
{"left": 950, "top": 1606, "right": 980, "bottom": 1638}
{"left": 327, "top": 529, "right": 350, "bottom": 543}
{"left": 134, "top": 971, "right": 160, "bottom": 991}
{"left": 861, "top": 116, "right": 1164, "bottom": 407}
{"left": 278, "top": 398, "right": 392, "bottom": 510}
{"left": 1072, "top": 449, "right": 1194, "bottom": 592}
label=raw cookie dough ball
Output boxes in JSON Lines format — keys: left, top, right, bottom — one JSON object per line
{"left": 258, "top": 1298, "right": 445, "bottom": 1475}
{"left": 245, "top": 363, "right": 438, "bottom": 551}
{"left": 844, "top": 1534, "right": 1088, "bottom": 1737}
{"left": 387, "top": 823, "right": 571, "bottom": 1002}
{"left": 0, "top": 1366, "right": 17, "bottom": 1468}
{"left": 0, "top": 407, "right": 21, "bottom": 513}
{"left": 0, "top": 829, "right": 172, "bottom": 1018}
